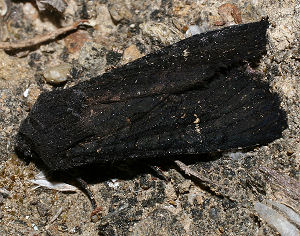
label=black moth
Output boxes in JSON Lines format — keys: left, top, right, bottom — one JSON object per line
{"left": 16, "top": 18, "right": 287, "bottom": 172}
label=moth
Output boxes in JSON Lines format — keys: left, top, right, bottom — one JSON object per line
{"left": 16, "top": 18, "right": 287, "bottom": 173}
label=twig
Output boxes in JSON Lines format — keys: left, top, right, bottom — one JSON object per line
{"left": 259, "top": 166, "right": 300, "bottom": 200}
{"left": 0, "top": 20, "right": 90, "bottom": 50}
{"left": 174, "top": 160, "right": 211, "bottom": 183}
{"left": 49, "top": 207, "right": 63, "bottom": 224}
{"left": 174, "top": 160, "right": 237, "bottom": 202}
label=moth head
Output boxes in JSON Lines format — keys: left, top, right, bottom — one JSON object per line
{"left": 15, "top": 118, "right": 41, "bottom": 165}
{"left": 15, "top": 133, "right": 34, "bottom": 163}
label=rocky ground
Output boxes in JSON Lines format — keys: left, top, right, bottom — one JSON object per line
{"left": 0, "top": 0, "right": 299, "bottom": 235}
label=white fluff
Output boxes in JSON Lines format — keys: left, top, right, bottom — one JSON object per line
{"left": 107, "top": 178, "right": 120, "bottom": 188}
{"left": 30, "top": 171, "right": 78, "bottom": 192}
{"left": 185, "top": 23, "right": 210, "bottom": 37}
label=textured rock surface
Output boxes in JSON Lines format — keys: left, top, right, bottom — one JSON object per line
{"left": 0, "top": 0, "right": 299, "bottom": 235}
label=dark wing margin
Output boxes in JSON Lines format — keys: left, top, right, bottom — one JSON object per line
{"left": 15, "top": 18, "right": 287, "bottom": 171}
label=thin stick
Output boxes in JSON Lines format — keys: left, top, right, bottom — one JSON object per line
{"left": 174, "top": 160, "right": 211, "bottom": 183}
{"left": 259, "top": 166, "right": 300, "bottom": 200}
{"left": 0, "top": 20, "right": 89, "bottom": 50}
{"left": 174, "top": 160, "right": 236, "bottom": 201}
{"left": 49, "top": 207, "right": 63, "bottom": 224}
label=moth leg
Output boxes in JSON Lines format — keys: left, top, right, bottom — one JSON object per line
{"left": 75, "top": 177, "right": 97, "bottom": 209}
{"left": 75, "top": 177, "right": 103, "bottom": 222}
{"left": 149, "top": 165, "right": 170, "bottom": 181}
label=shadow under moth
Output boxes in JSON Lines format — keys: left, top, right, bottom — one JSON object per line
{"left": 16, "top": 18, "right": 287, "bottom": 176}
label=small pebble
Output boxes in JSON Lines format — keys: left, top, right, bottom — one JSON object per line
{"left": 215, "top": 3, "right": 242, "bottom": 26}
{"left": 140, "top": 22, "right": 184, "bottom": 45}
{"left": 78, "top": 42, "right": 106, "bottom": 75}
{"left": 0, "top": 0, "right": 8, "bottom": 17}
{"left": 108, "top": 2, "right": 132, "bottom": 22}
{"left": 64, "top": 30, "right": 91, "bottom": 54}
{"left": 122, "top": 45, "right": 143, "bottom": 64}
{"left": 178, "top": 180, "right": 192, "bottom": 194}
{"left": 43, "top": 63, "right": 72, "bottom": 84}
{"left": 32, "top": 223, "right": 38, "bottom": 231}
{"left": 23, "top": 88, "right": 29, "bottom": 98}
{"left": 23, "top": 2, "right": 39, "bottom": 20}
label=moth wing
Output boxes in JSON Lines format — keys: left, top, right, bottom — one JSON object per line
{"left": 65, "top": 68, "right": 286, "bottom": 167}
